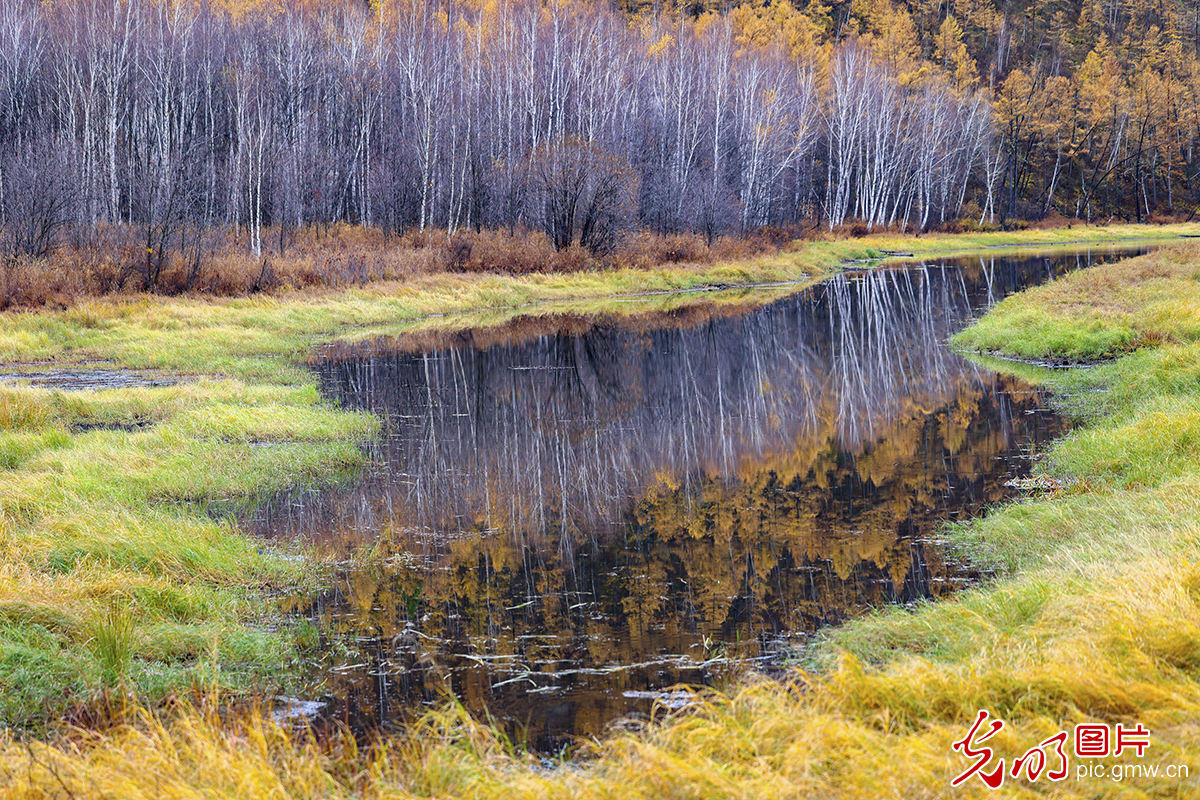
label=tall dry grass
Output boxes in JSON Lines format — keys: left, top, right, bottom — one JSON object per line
{"left": 4, "top": 218, "right": 1195, "bottom": 311}
{"left": 0, "top": 223, "right": 810, "bottom": 310}
{"left": 1, "top": 224, "right": 441, "bottom": 308}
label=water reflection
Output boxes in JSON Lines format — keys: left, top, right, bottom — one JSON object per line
{"left": 248, "top": 248, "right": 1134, "bottom": 750}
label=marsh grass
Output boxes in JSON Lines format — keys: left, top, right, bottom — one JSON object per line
{"left": 952, "top": 242, "right": 1200, "bottom": 360}
{"left": 0, "top": 387, "right": 52, "bottom": 430}
{"left": 0, "top": 379, "right": 358, "bottom": 727}
{"left": 86, "top": 608, "right": 135, "bottom": 687}
{"left": 0, "top": 226, "right": 1188, "bottom": 389}
{"left": 3, "top": 229, "right": 1200, "bottom": 796}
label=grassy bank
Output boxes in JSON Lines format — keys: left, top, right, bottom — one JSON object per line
{"left": 1, "top": 227, "right": 1199, "bottom": 796}
{"left": 2, "top": 223, "right": 1191, "bottom": 384}
{"left": 7, "top": 218, "right": 1196, "bottom": 311}
{"left": 0, "top": 379, "right": 377, "bottom": 728}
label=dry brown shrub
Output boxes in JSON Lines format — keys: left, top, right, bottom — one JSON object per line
{"left": 1027, "top": 210, "right": 1072, "bottom": 230}
{"left": 439, "top": 229, "right": 590, "bottom": 274}
{"left": 1, "top": 256, "right": 56, "bottom": 309}
{"left": 1, "top": 240, "right": 134, "bottom": 309}
{"left": 0, "top": 223, "right": 453, "bottom": 308}
{"left": 709, "top": 227, "right": 796, "bottom": 261}
{"left": 1147, "top": 212, "right": 1183, "bottom": 225}
{"left": 616, "top": 232, "right": 711, "bottom": 269}
{"left": 0, "top": 221, "right": 811, "bottom": 309}
{"left": 836, "top": 221, "right": 871, "bottom": 238}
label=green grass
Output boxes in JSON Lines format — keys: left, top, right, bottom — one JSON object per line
{"left": 953, "top": 242, "right": 1200, "bottom": 360}
{"left": 0, "top": 379, "right": 371, "bottom": 727}
{"left": 86, "top": 608, "right": 136, "bottom": 687}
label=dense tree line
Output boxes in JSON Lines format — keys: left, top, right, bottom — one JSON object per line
{"left": 717, "top": 0, "right": 1200, "bottom": 224}
{"left": 1, "top": 0, "right": 1197, "bottom": 269}
{"left": 0, "top": 0, "right": 993, "bottom": 269}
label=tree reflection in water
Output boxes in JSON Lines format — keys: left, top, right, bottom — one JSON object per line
{"left": 246, "top": 250, "right": 1131, "bottom": 750}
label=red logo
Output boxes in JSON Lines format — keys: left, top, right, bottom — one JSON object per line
{"left": 951, "top": 710, "right": 1006, "bottom": 788}
{"left": 1074, "top": 724, "right": 1109, "bottom": 757}
{"left": 953, "top": 712, "right": 1151, "bottom": 789}
{"left": 1115, "top": 724, "right": 1151, "bottom": 757}
{"left": 1011, "top": 732, "right": 1069, "bottom": 782}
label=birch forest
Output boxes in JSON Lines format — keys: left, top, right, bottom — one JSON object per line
{"left": 2, "top": 0, "right": 1200, "bottom": 266}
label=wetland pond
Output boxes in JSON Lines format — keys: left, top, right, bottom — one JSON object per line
{"left": 244, "top": 244, "right": 1148, "bottom": 751}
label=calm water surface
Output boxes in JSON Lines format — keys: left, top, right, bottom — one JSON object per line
{"left": 246, "top": 245, "right": 1146, "bottom": 750}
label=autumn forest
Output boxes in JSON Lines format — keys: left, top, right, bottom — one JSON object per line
{"left": 2, "top": 0, "right": 1199, "bottom": 278}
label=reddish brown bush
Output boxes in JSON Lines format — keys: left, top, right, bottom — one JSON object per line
{"left": 616, "top": 232, "right": 711, "bottom": 268}
{"left": 439, "top": 229, "right": 591, "bottom": 274}
{"left": 0, "top": 222, "right": 806, "bottom": 310}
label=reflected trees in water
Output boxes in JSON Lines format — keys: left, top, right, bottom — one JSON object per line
{"left": 241, "top": 252, "right": 1108, "bottom": 747}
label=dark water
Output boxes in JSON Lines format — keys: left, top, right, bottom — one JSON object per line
{"left": 0, "top": 365, "right": 175, "bottom": 391}
{"left": 245, "top": 245, "right": 1144, "bottom": 751}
